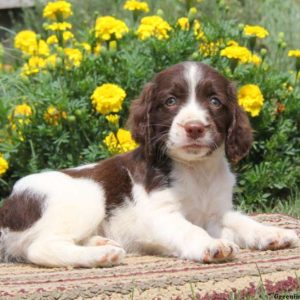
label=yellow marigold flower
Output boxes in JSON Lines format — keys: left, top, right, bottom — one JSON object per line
{"left": 0, "top": 154, "right": 9, "bottom": 176}
{"left": 137, "top": 16, "right": 171, "bottom": 40}
{"left": 43, "top": 0, "right": 73, "bottom": 20}
{"left": 238, "top": 84, "right": 264, "bottom": 117}
{"left": 81, "top": 42, "right": 91, "bottom": 53}
{"left": 63, "top": 31, "right": 74, "bottom": 41}
{"left": 188, "top": 7, "right": 198, "bottom": 22}
{"left": 250, "top": 54, "right": 262, "bottom": 65}
{"left": 91, "top": 83, "right": 126, "bottom": 115}
{"left": 227, "top": 40, "right": 239, "bottom": 46}
{"left": 14, "top": 30, "right": 36, "bottom": 54}
{"left": 288, "top": 49, "right": 300, "bottom": 58}
{"left": 109, "top": 40, "right": 117, "bottom": 50}
{"left": 177, "top": 17, "right": 189, "bottom": 31}
{"left": 95, "top": 16, "right": 129, "bottom": 41}
{"left": 45, "top": 22, "right": 72, "bottom": 31}
{"left": 14, "top": 103, "right": 32, "bottom": 117}
{"left": 21, "top": 56, "right": 46, "bottom": 76}
{"left": 105, "top": 114, "right": 120, "bottom": 125}
{"left": 193, "top": 20, "right": 204, "bottom": 39}
{"left": 36, "top": 40, "right": 50, "bottom": 56}
{"left": 220, "top": 44, "right": 252, "bottom": 64}
{"left": 14, "top": 30, "right": 50, "bottom": 56}
{"left": 244, "top": 25, "right": 269, "bottom": 39}
{"left": 104, "top": 129, "right": 138, "bottom": 154}
{"left": 194, "top": 20, "right": 201, "bottom": 33}
{"left": 93, "top": 44, "right": 102, "bottom": 55}
{"left": 199, "top": 40, "right": 221, "bottom": 57}
{"left": 64, "top": 48, "right": 82, "bottom": 68}
{"left": 45, "top": 54, "right": 58, "bottom": 67}
{"left": 223, "top": 41, "right": 261, "bottom": 65}
{"left": 9, "top": 103, "right": 32, "bottom": 132}
{"left": 44, "top": 105, "right": 67, "bottom": 126}
{"left": 123, "top": 0, "right": 149, "bottom": 12}
{"left": 47, "top": 35, "right": 59, "bottom": 44}
{"left": 189, "top": 7, "right": 198, "bottom": 15}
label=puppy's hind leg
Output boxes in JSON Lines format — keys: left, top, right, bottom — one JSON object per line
{"left": 15, "top": 172, "right": 126, "bottom": 267}
{"left": 27, "top": 236, "right": 125, "bottom": 267}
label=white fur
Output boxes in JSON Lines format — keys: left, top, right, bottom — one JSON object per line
{"left": 1, "top": 62, "right": 298, "bottom": 267}
{"left": 185, "top": 61, "right": 202, "bottom": 105}
{"left": 171, "top": 147, "right": 235, "bottom": 236}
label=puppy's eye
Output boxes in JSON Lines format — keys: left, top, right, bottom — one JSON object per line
{"left": 165, "top": 97, "right": 178, "bottom": 107}
{"left": 209, "top": 97, "right": 222, "bottom": 108}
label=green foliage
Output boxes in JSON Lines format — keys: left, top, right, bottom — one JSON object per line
{"left": 0, "top": 0, "right": 300, "bottom": 213}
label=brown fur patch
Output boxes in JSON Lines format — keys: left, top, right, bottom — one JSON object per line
{"left": 62, "top": 148, "right": 171, "bottom": 212}
{"left": 62, "top": 155, "right": 134, "bottom": 212}
{"left": 0, "top": 191, "right": 44, "bottom": 231}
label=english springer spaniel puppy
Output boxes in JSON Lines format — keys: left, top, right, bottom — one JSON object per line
{"left": 0, "top": 62, "right": 298, "bottom": 267}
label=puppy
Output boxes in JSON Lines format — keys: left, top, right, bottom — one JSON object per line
{"left": 0, "top": 62, "right": 298, "bottom": 267}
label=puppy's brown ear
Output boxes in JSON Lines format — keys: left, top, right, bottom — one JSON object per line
{"left": 127, "top": 83, "right": 154, "bottom": 146}
{"left": 225, "top": 84, "right": 253, "bottom": 163}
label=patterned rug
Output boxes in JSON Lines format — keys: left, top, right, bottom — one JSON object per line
{"left": 0, "top": 214, "right": 299, "bottom": 300}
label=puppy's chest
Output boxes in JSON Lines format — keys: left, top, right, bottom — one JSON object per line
{"left": 171, "top": 164, "right": 232, "bottom": 227}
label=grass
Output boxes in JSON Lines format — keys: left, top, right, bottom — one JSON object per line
{"left": 271, "top": 195, "right": 300, "bottom": 218}
{"left": 239, "top": 188, "right": 300, "bottom": 218}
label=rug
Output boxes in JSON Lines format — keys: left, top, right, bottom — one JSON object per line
{"left": 0, "top": 214, "right": 299, "bottom": 300}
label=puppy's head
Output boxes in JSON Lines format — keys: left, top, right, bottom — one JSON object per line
{"left": 128, "top": 62, "right": 252, "bottom": 163}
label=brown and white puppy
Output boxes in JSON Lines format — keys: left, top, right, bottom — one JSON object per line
{"left": 0, "top": 62, "right": 298, "bottom": 267}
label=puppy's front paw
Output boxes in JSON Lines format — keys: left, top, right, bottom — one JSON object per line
{"left": 251, "top": 226, "right": 299, "bottom": 251}
{"left": 201, "top": 239, "right": 239, "bottom": 263}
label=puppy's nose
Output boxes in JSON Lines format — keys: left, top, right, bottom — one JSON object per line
{"left": 184, "top": 121, "right": 205, "bottom": 139}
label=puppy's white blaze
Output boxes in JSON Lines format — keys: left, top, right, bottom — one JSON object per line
{"left": 184, "top": 62, "right": 201, "bottom": 105}
{"left": 184, "top": 62, "right": 207, "bottom": 119}
{"left": 182, "top": 62, "right": 208, "bottom": 125}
